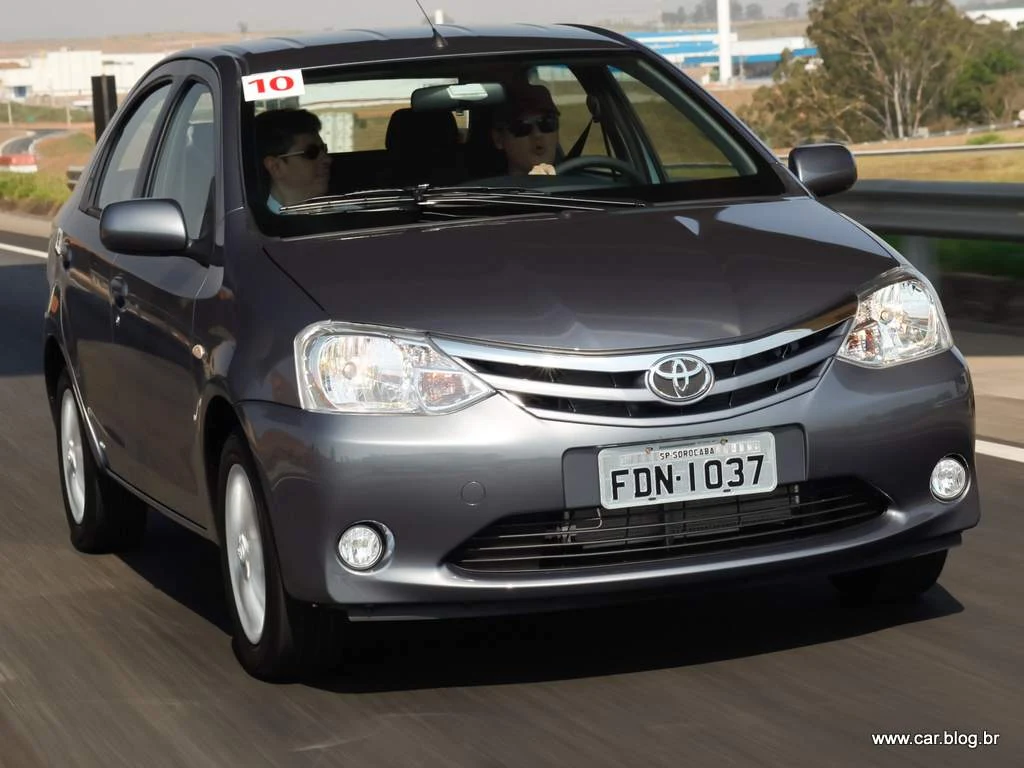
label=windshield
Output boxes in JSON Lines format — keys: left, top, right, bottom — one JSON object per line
{"left": 240, "top": 51, "right": 786, "bottom": 236}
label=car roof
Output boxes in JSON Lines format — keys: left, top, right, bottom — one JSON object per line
{"left": 172, "top": 23, "right": 635, "bottom": 73}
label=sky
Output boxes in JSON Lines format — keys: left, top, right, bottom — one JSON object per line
{"left": 1, "top": 0, "right": 803, "bottom": 42}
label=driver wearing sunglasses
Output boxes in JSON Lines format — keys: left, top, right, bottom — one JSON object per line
{"left": 254, "top": 108, "right": 332, "bottom": 212}
{"left": 491, "top": 84, "right": 561, "bottom": 177}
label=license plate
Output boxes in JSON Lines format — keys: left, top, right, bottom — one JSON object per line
{"left": 597, "top": 431, "right": 778, "bottom": 510}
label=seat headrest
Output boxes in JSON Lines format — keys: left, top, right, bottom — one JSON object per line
{"left": 385, "top": 108, "right": 458, "bottom": 155}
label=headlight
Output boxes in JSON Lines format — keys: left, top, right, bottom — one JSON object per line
{"left": 837, "top": 278, "right": 952, "bottom": 368}
{"left": 294, "top": 322, "right": 493, "bottom": 414}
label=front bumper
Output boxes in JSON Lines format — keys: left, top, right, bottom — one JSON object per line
{"left": 238, "top": 348, "right": 979, "bottom": 619}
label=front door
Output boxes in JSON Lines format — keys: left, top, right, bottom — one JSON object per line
{"left": 105, "top": 78, "right": 219, "bottom": 527}
{"left": 65, "top": 82, "right": 174, "bottom": 456}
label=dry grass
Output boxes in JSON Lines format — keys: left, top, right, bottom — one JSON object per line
{"left": 855, "top": 149, "right": 1024, "bottom": 183}
{"left": 734, "top": 19, "right": 810, "bottom": 39}
{"left": 34, "top": 131, "right": 94, "bottom": 175}
{"left": 702, "top": 86, "right": 759, "bottom": 114}
{"left": 0, "top": 128, "right": 30, "bottom": 148}
{"left": 848, "top": 127, "right": 1024, "bottom": 153}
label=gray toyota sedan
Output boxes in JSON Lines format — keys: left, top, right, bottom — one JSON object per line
{"left": 43, "top": 23, "right": 979, "bottom": 680}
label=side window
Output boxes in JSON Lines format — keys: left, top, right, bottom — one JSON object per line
{"left": 611, "top": 69, "right": 740, "bottom": 182}
{"left": 529, "top": 66, "right": 611, "bottom": 159}
{"left": 149, "top": 84, "right": 215, "bottom": 239}
{"left": 95, "top": 84, "right": 172, "bottom": 209}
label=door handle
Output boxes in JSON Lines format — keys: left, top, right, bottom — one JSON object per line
{"left": 54, "top": 228, "right": 71, "bottom": 269}
{"left": 110, "top": 276, "right": 128, "bottom": 311}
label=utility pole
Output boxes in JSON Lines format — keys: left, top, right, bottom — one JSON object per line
{"left": 717, "top": 0, "right": 733, "bottom": 85}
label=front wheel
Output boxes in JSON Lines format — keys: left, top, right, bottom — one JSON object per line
{"left": 216, "top": 432, "right": 347, "bottom": 681}
{"left": 830, "top": 550, "right": 948, "bottom": 605}
{"left": 54, "top": 369, "right": 147, "bottom": 553}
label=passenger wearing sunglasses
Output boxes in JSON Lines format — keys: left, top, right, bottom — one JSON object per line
{"left": 254, "top": 108, "right": 332, "bottom": 212}
{"left": 491, "top": 84, "right": 561, "bottom": 177}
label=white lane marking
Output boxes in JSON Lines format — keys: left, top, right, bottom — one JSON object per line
{"left": 976, "top": 439, "right": 1024, "bottom": 465}
{"left": 1, "top": 233, "right": 1023, "bottom": 467}
{"left": 0, "top": 241, "right": 48, "bottom": 259}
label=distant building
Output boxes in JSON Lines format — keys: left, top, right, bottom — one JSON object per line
{"left": 0, "top": 48, "right": 165, "bottom": 104}
{"left": 628, "top": 30, "right": 818, "bottom": 80}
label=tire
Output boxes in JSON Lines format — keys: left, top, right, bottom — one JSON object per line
{"left": 830, "top": 550, "right": 948, "bottom": 605}
{"left": 54, "top": 369, "right": 148, "bottom": 553}
{"left": 216, "top": 432, "right": 347, "bottom": 682}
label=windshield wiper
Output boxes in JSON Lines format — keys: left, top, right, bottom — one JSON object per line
{"left": 277, "top": 184, "right": 647, "bottom": 215}
{"left": 419, "top": 186, "right": 647, "bottom": 210}
{"left": 277, "top": 188, "right": 420, "bottom": 215}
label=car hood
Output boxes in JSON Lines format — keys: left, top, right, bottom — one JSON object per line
{"left": 264, "top": 197, "right": 899, "bottom": 352}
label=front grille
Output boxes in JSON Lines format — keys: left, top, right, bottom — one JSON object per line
{"left": 434, "top": 305, "right": 855, "bottom": 426}
{"left": 446, "top": 478, "right": 888, "bottom": 574}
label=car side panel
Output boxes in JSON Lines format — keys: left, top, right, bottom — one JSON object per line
{"left": 190, "top": 209, "right": 327, "bottom": 537}
{"left": 105, "top": 254, "right": 213, "bottom": 526}
{"left": 54, "top": 206, "right": 121, "bottom": 457}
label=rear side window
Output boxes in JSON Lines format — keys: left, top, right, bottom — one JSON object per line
{"left": 95, "top": 84, "right": 171, "bottom": 209}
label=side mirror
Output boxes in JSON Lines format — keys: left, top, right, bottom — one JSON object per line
{"left": 99, "top": 198, "right": 188, "bottom": 255}
{"left": 787, "top": 143, "right": 858, "bottom": 198}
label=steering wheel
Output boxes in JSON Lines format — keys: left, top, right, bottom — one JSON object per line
{"left": 555, "top": 155, "right": 646, "bottom": 186}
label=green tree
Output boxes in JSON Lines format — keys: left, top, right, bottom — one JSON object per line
{"left": 691, "top": 0, "right": 714, "bottom": 23}
{"left": 808, "top": 0, "right": 978, "bottom": 140}
{"left": 739, "top": 54, "right": 874, "bottom": 146}
{"left": 689, "top": 0, "right": 744, "bottom": 23}
{"left": 661, "top": 5, "right": 688, "bottom": 24}
{"left": 783, "top": 2, "right": 802, "bottom": 18}
{"left": 946, "top": 22, "right": 1024, "bottom": 123}
{"left": 739, "top": 0, "right": 992, "bottom": 144}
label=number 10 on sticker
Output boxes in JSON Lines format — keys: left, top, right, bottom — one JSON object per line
{"left": 242, "top": 69, "right": 306, "bottom": 102}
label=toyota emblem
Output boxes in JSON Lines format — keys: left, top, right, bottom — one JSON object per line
{"left": 646, "top": 354, "right": 714, "bottom": 404}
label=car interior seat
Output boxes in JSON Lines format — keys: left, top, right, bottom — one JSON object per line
{"left": 383, "top": 108, "right": 465, "bottom": 186}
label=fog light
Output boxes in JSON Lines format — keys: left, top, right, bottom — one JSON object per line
{"left": 930, "top": 457, "right": 968, "bottom": 501}
{"left": 338, "top": 524, "right": 384, "bottom": 571}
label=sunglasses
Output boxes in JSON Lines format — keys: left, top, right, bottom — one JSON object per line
{"left": 278, "top": 142, "right": 328, "bottom": 160}
{"left": 504, "top": 114, "right": 559, "bottom": 138}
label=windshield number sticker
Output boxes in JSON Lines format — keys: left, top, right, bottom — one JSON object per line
{"left": 243, "top": 69, "right": 305, "bottom": 102}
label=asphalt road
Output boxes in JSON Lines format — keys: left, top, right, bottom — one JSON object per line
{"left": 0, "top": 130, "right": 64, "bottom": 156}
{"left": 0, "top": 235, "right": 1021, "bottom": 768}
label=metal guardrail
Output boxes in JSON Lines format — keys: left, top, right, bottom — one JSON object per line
{"left": 849, "top": 143, "right": 1024, "bottom": 158}
{"left": 827, "top": 180, "right": 1024, "bottom": 244}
